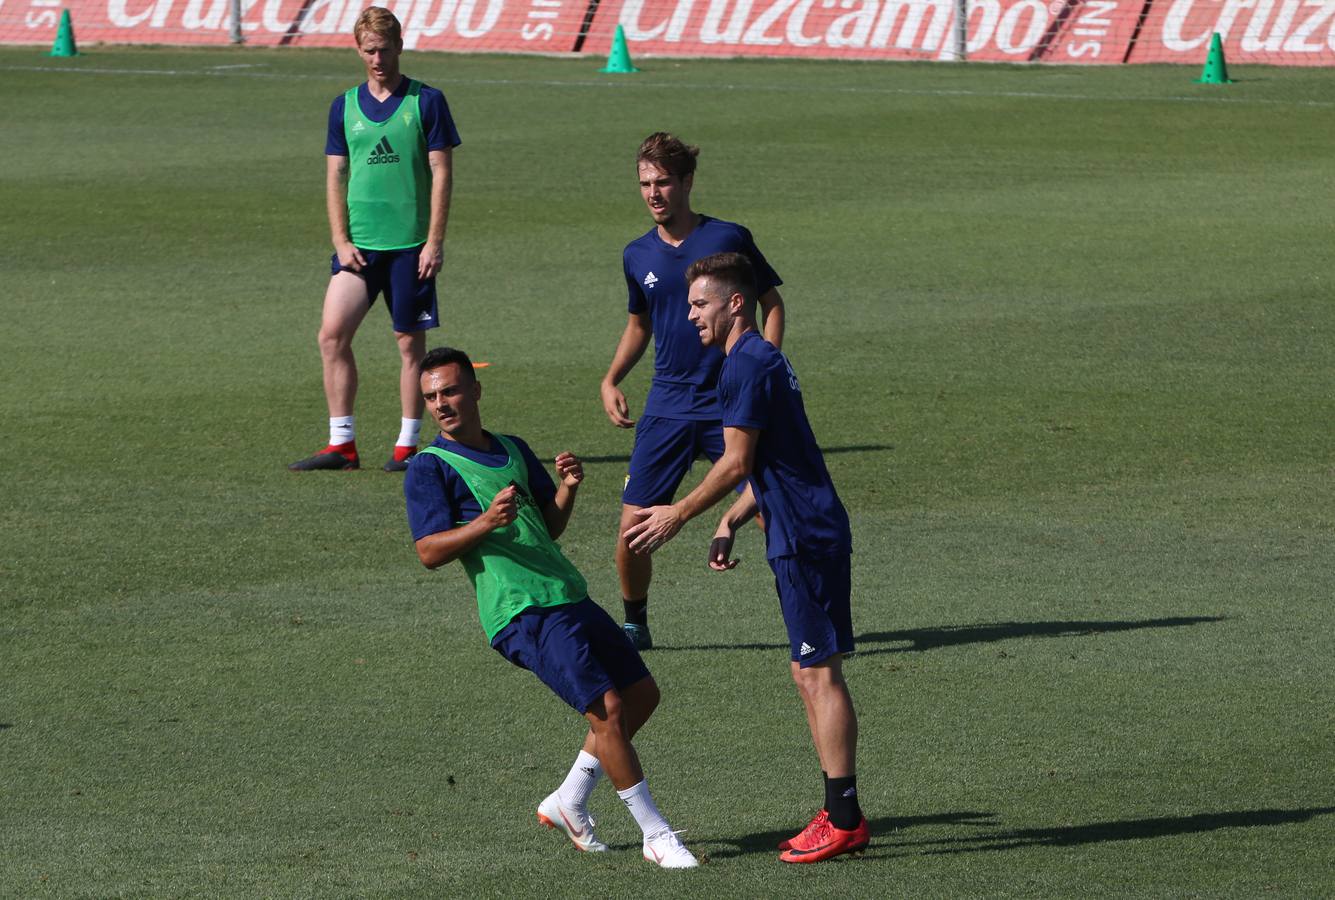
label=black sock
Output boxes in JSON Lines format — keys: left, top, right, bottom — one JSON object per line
{"left": 826, "top": 775, "right": 862, "bottom": 830}
{"left": 623, "top": 598, "right": 648, "bottom": 627}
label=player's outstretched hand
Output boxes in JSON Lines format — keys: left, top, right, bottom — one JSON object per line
{"left": 625, "top": 506, "right": 682, "bottom": 555}
{"left": 335, "top": 241, "right": 366, "bottom": 272}
{"left": 708, "top": 529, "right": 739, "bottom": 571}
{"left": 600, "top": 381, "right": 635, "bottom": 429}
{"left": 554, "top": 452, "right": 583, "bottom": 488}
{"left": 481, "top": 484, "right": 520, "bottom": 531}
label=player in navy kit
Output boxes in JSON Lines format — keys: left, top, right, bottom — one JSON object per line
{"left": 623, "top": 252, "right": 869, "bottom": 863}
{"left": 290, "top": 6, "right": 461, "bottom": 474}
{"left": 600, "top": 133, "right": 786, "bottom": 649}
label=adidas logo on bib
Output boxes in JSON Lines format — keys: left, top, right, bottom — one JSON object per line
{"left": 367, "top": 136, "right": 400, "bottom": 165}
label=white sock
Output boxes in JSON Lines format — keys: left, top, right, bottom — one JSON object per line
{"left": 329, "top": 416, "right": 355, "bottom": 446}
{"left": 617, "top": 779, "right": 671, "bottom": 838}
{"left": 558, "top": 750, "right": 603, "bottom": 811}
{"left": 396, "top": 417, "right": 421, "bottom": 448}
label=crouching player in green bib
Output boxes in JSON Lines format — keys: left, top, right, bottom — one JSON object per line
{"left": 404, "top": 347, "right": 698, "bottom": 869}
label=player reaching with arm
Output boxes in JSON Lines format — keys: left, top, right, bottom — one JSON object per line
{"left": 601, "top": 132, "right": 786, "bottom": 650}
{"left": 290, "top": 6, "right": 459, "bottom": 474}
{"left": 623, "top": 253, "right": 868, "bottom": 864}
{"left": 405, "top": 346, "right": 698, "bottom": 869}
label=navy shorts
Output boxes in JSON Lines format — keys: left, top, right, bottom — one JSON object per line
{"left": 491, "top": 598, "right": 651, "bottom": 713}
{"left": 329, "top": 245, "right": 439, "bottom": 333}
{"left": 622, "top": 415, "right": 726, "bottom": 507}
{"left": 770, "top": 553, "right": 855, "bottom": 667}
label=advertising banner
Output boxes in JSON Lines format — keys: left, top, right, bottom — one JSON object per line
{"left": 6, "top": 0, "right": 1334, "bottom": 63}
{"left": 4, "top": 0, "right": 588, "bottom": 51}
{"left": 578, "top": 0, "right": 1149, "bottom": 62}
{"left": 1126, "top": 0, "right": 1335, "bottom": 65}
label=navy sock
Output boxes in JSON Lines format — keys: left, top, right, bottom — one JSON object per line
{"left": 826, "top": 775, "right": 862, "bottom": 830}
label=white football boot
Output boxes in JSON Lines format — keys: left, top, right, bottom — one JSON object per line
{"left": 537, "top": 791, "right": 608, "bottom": 852}
{"left": 643, "top": 829, "right": 699, "bottom": 868}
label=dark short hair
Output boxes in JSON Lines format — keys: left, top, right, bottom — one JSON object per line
{"left": 419, "top": 346, "right": 476, "bottom": 380}
{"left": 685, "top": 252, "right": 757, "bottom": 306}
{"left": 637, "top": 132, "right": 699, "bottom": 180}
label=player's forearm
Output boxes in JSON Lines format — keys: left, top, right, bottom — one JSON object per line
{"left": 543, "top": 483, "right": 577, "bottom": 540}
{"left": 414, "top": 518, "right": 493, "bottom": 569}
{"left": 603, "top": 318, "right": 651, "bottom": 386}
{"left": 674, "top": 453, "right": 749, "bottom": 525}
{"left": 327, "top": 157, "right": 352, "bottom": 245}
{"left": 759, "top": 288, "right": 785, "bottom": 348}
{"left": 719, "top": 486, "right": 759, "bottom": 533}
{"left": 427, "top": 154, "right": 452, "bottom": 247}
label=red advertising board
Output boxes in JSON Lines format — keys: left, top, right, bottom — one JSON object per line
{"left": 4, "top": 0, "right": 588, "bottom": 51}
{"left": 5, "top": 0, "right": 1334, "bottom": 63}
{"left": 580, "top": 0, "right": 1335, "bottom": 62}
{"left": 579, "top": 0, "right": 1148, "bottom": 62}
{"left": 1127, "top": 0, "right": 1335, "bottom": 65}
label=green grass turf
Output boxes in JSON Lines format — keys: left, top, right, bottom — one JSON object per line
{"left": 2, "top": 46, "right": 1333, "bottom": 896}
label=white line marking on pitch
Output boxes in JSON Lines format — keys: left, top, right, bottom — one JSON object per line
{"left": 1, "top": 63, "right": 1331, "bottom": 109}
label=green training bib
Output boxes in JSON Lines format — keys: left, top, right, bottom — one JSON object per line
{"left": 422, "top": 436, "right": 587, "bottom": 641}
{"left": 343, "top": 79, "right": 431, "bottom": 250}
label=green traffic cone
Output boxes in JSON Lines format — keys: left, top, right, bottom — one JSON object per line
{"left": 600, "top": 24, "right": 639, "bottom": 74}
{"left": 1196, "top": 33, "right": 1232, "bottom": 84}
{"left": 50, "top": 9, "right": 79, "bottom": 57}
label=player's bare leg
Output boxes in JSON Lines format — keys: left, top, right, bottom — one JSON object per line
{"left": 319, "top": 271, "right": 372, "bottom": 417}
{"left": 782, "top": 655, "right": 867, "bottom": 862}
{"left": 382, "top": 329, "right": 428, "bottom": 471}
{"left": 791, "top": 656, "right": 856, "bottom": 778}
{"left": 618, "top": 503, "right": 654, "bottom": 649}
{"left": 541, "top": 677, "right": 664, "bottom": 854}
{"left": 290, "top": 272, "right": 370, "bottom": 470}
{"left": 394, "top": 329, "right": 427, "bottom": 420}
{"left": 579, "top": 680, "right": 696, "bottom": 867}
{"left": 582, "top": 687, "right": 645, "bottom": 789}
{"left": 581, "top": 674, "right": 660, "bottom": 760}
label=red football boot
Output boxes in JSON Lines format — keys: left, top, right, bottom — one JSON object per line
{"left": 779, "top": 816, "right": 869, "bottom": 863}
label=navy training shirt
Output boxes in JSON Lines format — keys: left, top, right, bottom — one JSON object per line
{"left": 719, "top": 330, "right": 851, "bottom": 560}
{"left": 326, "top": 78, "right": 461, "bottom": 156}
{"left": 623, "top": 216, "right": 781, "bottom": 421}
{"left": 404, "top": 432, "right": 557, "bottom": 541}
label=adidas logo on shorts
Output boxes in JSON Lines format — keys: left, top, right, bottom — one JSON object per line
{"left": 799, "top": 642, "right": 816, "bottom": 657}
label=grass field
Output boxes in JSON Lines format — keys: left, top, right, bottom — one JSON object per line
{"left": 1, "top": 45, "right": 1333, "bottom": 897}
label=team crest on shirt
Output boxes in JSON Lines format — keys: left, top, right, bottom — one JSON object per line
{"left": 643, "top": 271, "right": 658, "bottom": 287}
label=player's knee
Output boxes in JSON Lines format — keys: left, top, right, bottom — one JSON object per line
{"left": 598, "top": 690, "right": 626, "bottom": 729}
{"left": 791, "top": 662, "right": 830, "bottom": 693}
{"left": 394, "top": 331, "right": 426, "bottom": 360}
{"left": 318, "top": 326, "right": 353, "bottom": 356}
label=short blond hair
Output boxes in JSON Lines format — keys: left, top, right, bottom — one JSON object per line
{"left": 354, "top": 6, "right": 402, "bottom": 46}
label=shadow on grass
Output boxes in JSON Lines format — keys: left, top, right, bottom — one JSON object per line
{"left": 579, "top": 444, "right": 893, "bottom": 465}
{"left": 653, "top": 616, "right": 1226, "bottom": 655}
{"left": 705, "top": 810, "right": 996, "bottom": 860}
{"left": 854, "top": 616, "right": 1226, "bottom": 656}
{"left": 881, "top": 807, "right": 1335, "bottom": 857}
{"left": 706, "top": 807, "right": 1333, "bottom": 862}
